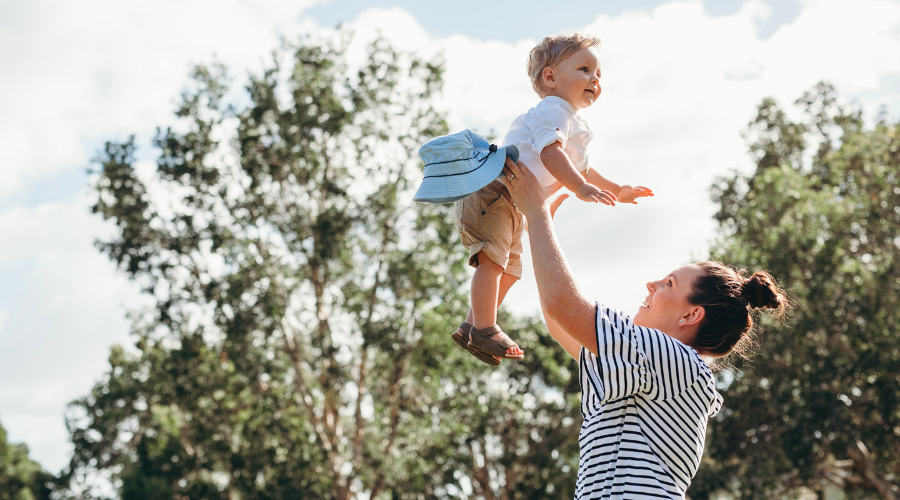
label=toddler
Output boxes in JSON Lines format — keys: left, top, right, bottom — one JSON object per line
{"left": 453, "top": 33, "right": 653, "bottom": 365}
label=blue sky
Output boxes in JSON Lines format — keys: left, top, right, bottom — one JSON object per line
{"left": 308, "top": 0, "right": 801, "bottom": 40}
{"left": 1, "top": 0, "right": 898, "bottom": 475}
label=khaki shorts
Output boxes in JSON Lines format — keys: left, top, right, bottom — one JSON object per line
{"left": 454, "top": 180, "right": 526, "bottom": 278}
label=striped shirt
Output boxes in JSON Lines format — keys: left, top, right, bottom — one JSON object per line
{"left": 577, "top": 303, "right": 723, "bottom": 499}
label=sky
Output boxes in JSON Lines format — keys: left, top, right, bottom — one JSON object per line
{"left": 1, "top": 0, "right": 899, "bottom": 474}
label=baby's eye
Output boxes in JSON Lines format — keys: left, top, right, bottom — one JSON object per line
{"left": 580, "top": 67, "right": 589, "bottom": 72}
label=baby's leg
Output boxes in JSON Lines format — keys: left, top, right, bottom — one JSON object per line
{"left": 454, "top": 181, "right": 525, "bottom": 359}
{"left": 465, "top": 269, "right": 519, "bottom": 326}
{"left": 467, "top": 258, "right": 522, "bottom": 357}
{"left": 469, "top": 251, "right": 504, "bottom": 329}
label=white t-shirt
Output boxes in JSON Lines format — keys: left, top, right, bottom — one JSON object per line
{"left": 577, "top": 303, "right": 723, "bottom": 499}
{"left": 502, "top": 95, "right": 592, "bottom": 186}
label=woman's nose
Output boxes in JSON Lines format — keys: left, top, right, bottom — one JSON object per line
{"left": 646, "top": 281, "right": 656, "bottom": 293}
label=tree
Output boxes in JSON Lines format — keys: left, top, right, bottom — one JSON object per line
{"left": 689, "top": 83, "right": 900, "bottom": 500}
{"left": 0, "top": 417, "right": 52, "bottom": 500}
{"left": 64, "top": 34, "right": 581, "bottom": 499}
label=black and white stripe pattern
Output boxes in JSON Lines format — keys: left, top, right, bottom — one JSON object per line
{"left": 576, "top": 303, "right": 723, "bottom": 499}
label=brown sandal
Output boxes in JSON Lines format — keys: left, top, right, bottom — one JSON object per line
{"left": 452, "top": 322, "right": 501, "bottom": 366}
{"left": 468, "top": 325, "right": 524, "bottom": 360}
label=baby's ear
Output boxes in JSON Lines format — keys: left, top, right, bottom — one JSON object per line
{"left": 542, "top": 67, "right": 556, "bottom": 88}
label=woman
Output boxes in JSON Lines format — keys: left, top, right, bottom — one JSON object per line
{"left": 499, "top": 158, "right": 789, "bottom": 499}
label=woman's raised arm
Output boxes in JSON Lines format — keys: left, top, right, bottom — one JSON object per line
{"left": 500, "top": 158, "right": 598, "bottom": 355}
{"left": 541, "top": 306, "right": 582, "bottom": 361}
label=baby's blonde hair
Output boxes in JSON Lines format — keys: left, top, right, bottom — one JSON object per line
{"left": 527, "top": 33, "right": 601, "bottom": 97}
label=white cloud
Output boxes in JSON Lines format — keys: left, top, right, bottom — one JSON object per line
{"left": 0, "top": 0, "right": 322, "bottom": 200}
{"left": 2, "top": 0, "right": 899, "bottom": 475}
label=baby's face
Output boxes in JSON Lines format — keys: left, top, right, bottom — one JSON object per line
{"left": 544, "top": 47, "right": 601, "bottom": 110}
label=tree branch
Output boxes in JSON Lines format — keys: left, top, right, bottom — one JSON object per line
{"left": 352, "top": 253, "right": 386, "bottom": 473}
{"left": 367, "top": 349, "right": 410, "bottom": 500}
{"left": 500, "top": 406, "right": 517, "bottom": 500}
{"left": 847, "top": 439, "right": 899, "bottom": 500}
{"left": 469, "top": 437, "right": 496, "bottom": 500}
{"left": 280, "top": 319, "right": 337, "bottom": 470}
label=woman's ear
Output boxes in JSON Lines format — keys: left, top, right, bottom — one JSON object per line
{"left": 680, "top": 306, "right": 705, "bottom": 327}
{"left": 542, "top": 66, "right": 557, "bottom": 89}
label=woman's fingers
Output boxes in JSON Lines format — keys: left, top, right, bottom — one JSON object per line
{"left": 502, "top": 158, "right": 534, "bottom": 193}
{"left": 500, "top": 159, "right": 552, "bottom": 217}
{"left": 507, "top": 157, "right": 525, "bottom": 175}
{"left": 502, "top": 157, "right": 516, "bottom": 178}
{"left": 500, "top": 158, "right": 522, "bottom": 189}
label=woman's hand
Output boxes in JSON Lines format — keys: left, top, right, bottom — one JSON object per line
{"left": 499, "top": 157, "right": 562, "bottom": 219}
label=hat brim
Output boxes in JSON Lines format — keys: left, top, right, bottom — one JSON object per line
{"left": 413, "top": 145, "right": 518, "bottom": 204}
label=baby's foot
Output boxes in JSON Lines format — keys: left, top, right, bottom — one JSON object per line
{"left": 468, "top": 325, "right": 524, "bottom": 360}
{"left": 452, "top": 322, "right": 501, "bottom": 366}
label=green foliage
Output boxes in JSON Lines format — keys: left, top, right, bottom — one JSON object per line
{"left": 690, "top": 82, "right": 900, "bottom": 500}
{"left": 0, "top": 418, "right": 52, "bottom": 500}
{"left": 67, "top": 34, "right": 581, "bottom": 499}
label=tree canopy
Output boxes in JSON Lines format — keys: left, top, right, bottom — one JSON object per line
{"left": 0, "top": 417, "right": 52, "bottom": 500}
{"left": 64, "top": 35, "right": 582, "bottom": 499}
{"left": 689, "top": 83, "right": 900, "bottom": 500}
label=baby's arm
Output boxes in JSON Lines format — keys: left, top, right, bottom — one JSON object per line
{"left": 582, "top": 167, "right": 620, "bottom": 194}
{"left": 584, "top": 168, "right": 654, "bottom": 204}
{"left": 541, "top": 142, "right": 615, "bottom": 205}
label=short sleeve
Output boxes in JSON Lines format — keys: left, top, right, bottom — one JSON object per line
{"left": 579, "top": 304, "right": 650, "bottom": 404}
{"left": 580, "top": 303, "right": 711, "bottom": 405}
{"left": 531, "top": 107, "right": 570, "bottom": 152}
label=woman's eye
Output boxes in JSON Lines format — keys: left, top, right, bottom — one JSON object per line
{"left": 667, "top": 279, "right": 673, "bottom": 286}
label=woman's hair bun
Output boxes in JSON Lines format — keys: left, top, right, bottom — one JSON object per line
{"left": 741, "top": 271, "right": 782, "bottom": 310}
{"left": 690, "top": 262, "right": 792, "bottom": 363}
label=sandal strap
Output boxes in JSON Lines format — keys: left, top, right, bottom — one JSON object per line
{"left": 470, "top": 325, "right": 519, "bottom": 356}
{"left": 491, "top": 335, "right": 516, "bottom": 349}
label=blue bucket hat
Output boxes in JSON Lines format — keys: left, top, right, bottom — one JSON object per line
{"left": 413, "top": 129, "right": 519, "bottom": 204}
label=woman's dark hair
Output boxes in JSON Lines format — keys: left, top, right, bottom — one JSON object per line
{"left": 688, "top": 261, "right": 791, "bottom": 359}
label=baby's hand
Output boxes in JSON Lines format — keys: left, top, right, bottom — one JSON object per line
{"left": 575, "top": 183, "right": 616, "bottom": 206}
{"left": 617, "top": 185, "right": 654, "bottom": 204}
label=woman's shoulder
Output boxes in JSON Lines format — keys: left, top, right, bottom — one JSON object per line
{"left": 596, "top": 303, "right": 697, "bottom": 352}
{"left": 594, "top": 303, "right": 715, "bottom": 381}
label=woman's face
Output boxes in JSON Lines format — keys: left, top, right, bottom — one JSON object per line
{"left": 633, "top": 264, "right": 704, "bottom": 340}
